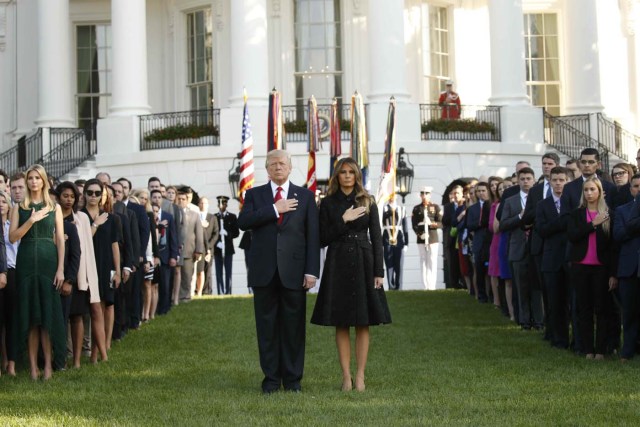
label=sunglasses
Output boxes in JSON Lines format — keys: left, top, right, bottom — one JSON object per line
{"left": 85, "top": 190, "right": 103, "bottom": 197}
{"left": 420, "top": 192, "right": 431, "bottom": 195}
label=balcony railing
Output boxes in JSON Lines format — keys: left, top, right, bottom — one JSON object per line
{"left": 139, "top": 108, "right": 220, "bottom": 151}
{"left": 419, "top": 104, "right": 501, "bottom": 141}
{"left": 282, "top": 103, "right": 353, "bottom": 143}
{"left": 597, "top": 113, "right": 637, "bottom": 162}
{"left": 557, "top": 114, "right": 590, "bottom": 137}
{"left": 544, "top": 111, "right": 610, "bottom": 173}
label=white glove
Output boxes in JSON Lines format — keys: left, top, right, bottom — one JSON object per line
{"left": 220, "top": 228, "right": 228, "bottom": 237}
{"left": 216, "top": 241, "right": 223, "bottom": 249}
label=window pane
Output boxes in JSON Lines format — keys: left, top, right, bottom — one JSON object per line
{"left": 530, "top": 59, "right": 544, "bottom": 81}
{"left": 545, "top": 58, "right": 559, "bottom": 81}
{"left": 309, "top": 1, "right": 324, "bottom": 23}
{"left": 530, "top": 36, "right": 543, "bottom": 58}
{"left": 531, "top": 85, "right": 545, "bottom": 106}
{"left": 543, "top": 14, "right": 557, "bottom": 35}
{"left": 529, "top": 14, "right": 543, "bottom": 35}
{"left": 307, "top": 24, "right": 325, "bottom": 48}
{"left": 545, "top": 36, "right": 559, "bottom": 58}
{"left": 546, "top": 84, "right": 560, "bottom": 106}
{"left": 77, "top": 26, "right": 92, "bottom": 48}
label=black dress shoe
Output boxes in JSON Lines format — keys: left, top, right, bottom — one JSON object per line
{"left": 262, "top": 388, "right": 279, "bottom": 395}
{"left": 284, "top": 383, "right": 302, "bottom": 393}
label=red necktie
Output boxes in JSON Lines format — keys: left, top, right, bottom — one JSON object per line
{"left": 274, "top": 186, "right": 283, "bottom": 224}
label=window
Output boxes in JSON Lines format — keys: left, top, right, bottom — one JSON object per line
{"left": 187, "top": 9, "right": 213, "bottom": 111}
{"left": 524, "top": 13, "right": 560, "bottom": 116}
{"left": 294, "top": 0, "right": 342, "bottom": 106}
{"left": 76, "top": 24, "right": 112, "bottom": 141}
{"left": 422, "top": 5, "right": 450, "bottom": 102}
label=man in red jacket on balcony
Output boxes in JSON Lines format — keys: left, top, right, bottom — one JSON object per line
{"left": 438, "top": 80, "right": 461, "bottom": 120}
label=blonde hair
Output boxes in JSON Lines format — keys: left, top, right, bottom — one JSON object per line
{"left": 579, "top": 176, "right": 610, "bottom": 236}
{"left": 327, "top": 157, "right": 372, "bottom": 212}
{"left": 0, "top": 190, "right": 11, "bottom": 220}
{"left": 20, "top": 164, "right": 56, "bottom": 211}
{"left": 265, "top": 149, "right": 292, "bottom": 168}
{"left": 132, "top": 189, "right": 152, "bottom": 212}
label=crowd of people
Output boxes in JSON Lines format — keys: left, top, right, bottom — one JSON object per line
{"left": 440, "top": 148, "right": 640, "bottom": 361}
{"left": 0, "top": 166, "right": 235, "bottom": 379}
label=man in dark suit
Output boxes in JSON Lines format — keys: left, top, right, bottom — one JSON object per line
{"left": 214, "top": 196, "right": 240, "bottom": 295}
{"left": 563, "top": 148, "right": 618, "bottom": 211}
{"left": 117, "top": 177, "right": 151, "bottom": 330}
{"left": 442, "top": 185, "right": 464, "bottom": 289}
{"left": 496, "top": 160, "right": 531, "bottom": 221}
{"left": 500, "top": 167, "right": 543, "bottom": 329}
{"left": 196, "top": 197, "right": 219, "bottom": 296}
{"left": 466, "top": 182, "right": 491, "bottom": 303}
{"left": 523, "top": 153, "right": 560, "bottom": 340}
{"left": 151, "top": 190, "right": 179, "bottom": 314}
{"left": 238, "top": 149, "right": 320, "bottom": 394}
{"left": 381, "top": 193, "right": 409, "bottom": 290}
{"left": 536, "top": 166, "right": 571, "bottom": 348}
{"left": 613, "top": 173, "right": 640, "bottom": 361}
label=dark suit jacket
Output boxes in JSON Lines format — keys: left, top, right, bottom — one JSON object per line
{"left": 613, "top": 183, "right": 633, "bottom": 208}
{"left": 125, "top": 200, "right": 150, "bottom": 264}
{"left": 613, "top": 198, "right": 640, "bottom": 278}
{"left": 157, "top": 210, "right": 178, "bottom": 265}
{"left": 0, "top": 217, "right": 6, "bottom": 272}
{"left": 523, "top": 181, "right": 547, "bottom": 256}
{"left": 114, "top": 201, "right": 140, "bottom": 272}
{"left": 567, "top": 207, "right": 618, "bottom": 276}
{"left": 564, "top": 176, "right": 617, "bottom": 211}
{"left": 214, "top": 211, "right": 240, "bottom": 256}
{"left": 535, "top": 195, "right": 570, "bottom": 272}
{"left": 496, "top": 184, "right": 520, "bottom": 221}
{"left": 63, "top": 221, "right": 81, "bottom": 285}
{"left": 499, "top": 194, "right": 528, "bottom": 262}
{"left": 466, "top": 200, "right": 491, "bottom": 260}
{"left": 114, "top": 211, "right": 134, "bottom": 271}
{"left": 238, "top": 182, "right": 320, "bottom": 290}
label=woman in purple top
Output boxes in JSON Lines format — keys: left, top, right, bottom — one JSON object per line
{"left": 567, "top": 176, "right": 618, "bottom": 360}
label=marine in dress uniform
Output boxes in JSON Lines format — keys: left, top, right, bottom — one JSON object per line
{"left": 412, "top": 186, "right": 443, "bottom": 290}
{"left": 438, "top": 80, "right": 461, "bottom": 120}
{"left": 214, "top": 196, "right": 240, "bottom": 295}
{"left": 381, "top": 194, "right": 409, "bottom": 290}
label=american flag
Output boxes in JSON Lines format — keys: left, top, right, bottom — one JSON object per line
{"left": 239, "top": 95, "right": 255, "bottom": 209}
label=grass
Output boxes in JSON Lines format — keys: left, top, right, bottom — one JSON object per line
{"left": 1, "top": 291, "right": 639, "bottom": 426}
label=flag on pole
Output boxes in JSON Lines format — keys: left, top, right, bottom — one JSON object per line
{"left": 239, "top": 91, "right": 255, "bottom": 209}
{"left": 376, "top": 97, "right": 397, "bottom": 208}
{"left": 306, "top": 95, "right": 320, "bottom": 193}
{"left": 267, "top": 88, "right": 285, "bottom": 151}
{"left": 329, "top": 97, "right": 342, "bottom": 176}
{"left": 350, "top": 91, "right": 369, "bottom": 190}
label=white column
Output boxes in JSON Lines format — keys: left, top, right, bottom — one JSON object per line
{"left": 35, "top": 0, "right": 74, "bottom": 127}
{"left": 367, "top": 0, "right": 409, "bottom": 102}
{"left": 564, "top": 0, "right": 603, "bottom": 114}
{"left": 109, "top": 0, "right": 150, "bottom": 116}
{"left": 487, "top": 0, "right": 529, "bottom": 106}
{"left": 228, "top": 0, "right": 269, "bottom": 107}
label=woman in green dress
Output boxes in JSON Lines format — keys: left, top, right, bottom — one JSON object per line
{"left": 9, "top": 164, "right": 65, "bottom": 380}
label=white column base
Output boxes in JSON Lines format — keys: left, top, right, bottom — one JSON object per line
{"left": 34, "top": 118, "right": 75, "bottom": 128}
{"left": 96, "top": 115, "right": 141, "bottom": 159}
{"left": 564, "top": 105, "right": 605, "bottom": 116}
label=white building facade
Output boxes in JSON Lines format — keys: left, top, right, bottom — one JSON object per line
{"left": 0, "top": 0, "right": 638, "bottom": 291}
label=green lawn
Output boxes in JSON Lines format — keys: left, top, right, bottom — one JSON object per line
{"left": 1, "top": 291, "right": 639, "bottom": 426}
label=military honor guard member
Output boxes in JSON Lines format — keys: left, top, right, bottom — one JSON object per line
{"left": 381, "top": 193, "right": 409, "bottom": 290}
{"left": 214, "top": 196, "right": 240, "bottom": 295}
{"left": 412, "top": 186, "right": 443, "bottom": 290}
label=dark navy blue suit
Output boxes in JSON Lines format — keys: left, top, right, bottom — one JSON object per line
{"left": 157, "top": 210, "right": 178, "bottom": 315}
{"left": 466, "top": 200, "right": 490, "bottom": 302}
{"left": 614, "top": 196, "right": 640, "bottom": 358}
{"left": 126, "top": 200, "right": 150, "bottom": 329}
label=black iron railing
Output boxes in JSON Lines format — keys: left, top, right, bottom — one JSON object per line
{"left": 41, "top": 129, "right": 94, "bottom": 180}
{"left": 282, "top": 103, "right": 353, "bottom": 143}
{"left": 0, "top": 128, "right": 43, "bottom": 175}
{"left": 544, "top": 111, "right": 610, "bottom": 173}
{"left": 419, "top": 104, "right": 501, "bottom": 141}
{"left": 597, "top": 114, "right": 637, "bottom": 162}
{"left": 557, "top": 114, "right": 590, "bottom": 137}
{"left": 139, "top": 108, "right": 220, "bottom": 151}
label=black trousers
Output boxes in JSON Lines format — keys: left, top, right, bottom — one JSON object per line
{"left": 619, "top": 277, "right": 640, "bottom": 358}
{"left": 571, "top": 263, "right": 610, "bottom": 355}
{"left": 215, "top": 253, "right": 234, "bottom": 295}
{"left": 383, "top": 243, "right": 404, "bottom": 290}
{"left": 0, "top": 268, "right": 17, "bottom": 361}
{"left": 157, "top": 264, "right": 173, "bottom": 315}
{"left": 253, "top": 270, "right": 306, "bottom": 391}
{"left": 127, "top": 267, "right": 143, "bottom": 329}
{"left": 543, "top": 265, "right": 570, "bottom": 348}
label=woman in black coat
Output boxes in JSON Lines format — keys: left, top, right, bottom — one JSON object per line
{"left": 567, "top": 176, "right": 618, "bottom": 360}
{"left": 311, "top": 157, "right": 391, "bottom": 392}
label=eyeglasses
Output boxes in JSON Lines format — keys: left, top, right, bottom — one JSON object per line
{"left": 85, "top": 190, "right": 102, "bottom": 197}
{"left": 612, "top": 171, "right": 628, "bottom": 178}
{"left": 580, "top": 160, "right": 597, "bottom": 165}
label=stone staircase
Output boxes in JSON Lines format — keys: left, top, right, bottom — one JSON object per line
{"left": 60, "top": 157, "right": 97, "bottom": 182}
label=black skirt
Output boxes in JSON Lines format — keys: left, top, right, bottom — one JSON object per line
{"left": 69, "top": 288, "right": 90, "bottom": 316}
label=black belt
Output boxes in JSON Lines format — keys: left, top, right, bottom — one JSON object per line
{"left": 338, "top": 231, "right": 369, "bottom": 242}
